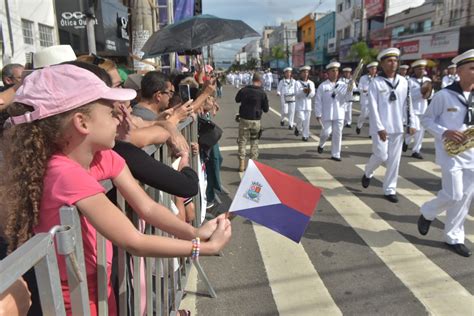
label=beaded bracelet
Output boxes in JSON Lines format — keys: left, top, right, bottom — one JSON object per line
{"left": 191, "top": 237, "right": 200, "bottom": 260}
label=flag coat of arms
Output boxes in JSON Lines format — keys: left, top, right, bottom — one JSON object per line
{"left": 229, "top": 160, "right": 322, "bottom": 242}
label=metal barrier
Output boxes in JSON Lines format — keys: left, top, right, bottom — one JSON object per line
{"left": 0, "top": 117, "right": 218, "bottom": 315}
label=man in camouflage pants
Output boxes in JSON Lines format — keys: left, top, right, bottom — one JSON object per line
{"left": 235, "top": 73, "right": 269, "bottom": 171}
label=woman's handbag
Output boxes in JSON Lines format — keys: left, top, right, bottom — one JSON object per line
{"left": 198, "top": 116, "right": 223, "bottom": 150}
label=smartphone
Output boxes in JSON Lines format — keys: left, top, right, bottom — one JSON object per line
{"left": 179, "top": 84, "right": 191, "bottom": 102}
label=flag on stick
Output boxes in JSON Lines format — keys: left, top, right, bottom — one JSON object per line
{"left": 229, "top": 160, "right": 322, "bottom": 242}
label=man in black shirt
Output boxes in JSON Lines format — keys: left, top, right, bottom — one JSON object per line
{"left": 235, "top": 73, "right": 269, "bottom": 171}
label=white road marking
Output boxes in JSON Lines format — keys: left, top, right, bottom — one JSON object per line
{"left": 300, "top": 167, "right": 474, "bottom": 315}
{"left": 355, "top": 164, "right": 474, "bottom": 242}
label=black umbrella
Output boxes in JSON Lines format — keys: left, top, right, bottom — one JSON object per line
{"left": 141, "top": 14, "right": 260, "bottom": 57}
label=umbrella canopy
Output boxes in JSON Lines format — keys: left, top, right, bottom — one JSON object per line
{"left": 141, "top": 14, "right": 260, "bottom": 57}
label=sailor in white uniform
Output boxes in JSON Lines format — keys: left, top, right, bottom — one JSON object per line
{"left": 295, "top": 65, "right": 316, "bottom": 141}
{"left": 361, "top": 48, "right": 416, "bottom": 203}
{"left": 417, "top": 49, "right": 474, "bottom": 258}
{"left": 356, "top": 61, "right": 378, "bottom": 135}
{"left": 404, "top": 59, "right": 432, "bottom": 159}
{"left": 441, "top": 64, "right": 460, "bottom": 88}
{"left": 398, "top": 64, "right": 410, "bottom": 79}
{"left": 263, "top": 69, "right": 273, "bottom": 91}
{"left": 314, "top": 61, "right": 349, "bottom": 161}
{"left": 277, "top": 67, "right": 297, "bottom": 129}
{"left": 339, "top": 67, "right": 355, "bottom": 128}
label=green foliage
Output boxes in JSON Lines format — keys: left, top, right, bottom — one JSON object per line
{"left": 348, "top": 42, "right": 379, "bottom": 64}
{"left": 271, "top": 45, "right": 286, "bottom": 60}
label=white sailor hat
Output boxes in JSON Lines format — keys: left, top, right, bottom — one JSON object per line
{"left": 283, "top": 67, "right": 293, "bottom": 72}
{"left": 399, "top": 64, "right": 410, "bottom": 70}
{"left": 367, "top": 61, "right": 378, "bottom": 68}
{"left": 452, "top": 49, "right": 474, "bottom": 67}
{"left": 299, "top": 65, "right": 311, "bottom": 71}
{"left": 447, "top": 64, "right": 457, "bottom": 69}
{"left": 411, "top": 59, "right": 428, "bottom": 68}
{"left": 326, "top": 61, "right": 341, "bottom": 70}
{"left": 377, "top": 47, "right": 400, "bottom": 61}
{"left": 342, "top": 67, "right": 352, "bottom": 72}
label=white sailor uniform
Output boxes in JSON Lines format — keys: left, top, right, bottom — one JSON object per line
{"left": 356, "top": 74, "right": 375, "bottom": 130}
{"left": 364, "top": 74, "right": 416, "bottom": 195}
{"left": 405, "top": 76, "right": 432, "bottom": 154}
{"left": 314, "top": 79, "right": 349, "bottom": 159}
{"left": 277, "top": 78, "right": 297, "bottom": 128}
{"left": 441, "top": 74, "right": 460, "bottom": 88}
{"left": 264, "top": 72, "right": 273, "bottom": 91}
{"left": 338, "top": 77, "right": 355, "bottom": 126}
{"left": 295, "top": 79, "right": 316, "bottom": 139}
{"left": 420, "top": 84, "right": 473, "bottom": 244}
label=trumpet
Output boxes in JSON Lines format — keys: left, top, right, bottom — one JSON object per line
{"left": 346, "top": 59, "right": 364, "bottom": 95}
{"left": 444, "top": 127, "right": 474, "bottom": 156}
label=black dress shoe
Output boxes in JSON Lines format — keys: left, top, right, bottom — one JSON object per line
{"left": 317, "top": 146, "right": 323, "bottom": 154}
{"left": 280, "top": 120, "right": 285, "bottom": 126}
{"left": 402, "top": 141, "right": 408, "bottom": 152}
{"left": 345, "top": 123, "right": 351, "bottom": 128}
{"left": 446, "top": 243, "right": 472, "bottom": 257}
{"left": 302, "top": 137, "right": 308, "bottom": 141}
{"left": 361, "top": 174, "right": 371, "bottom": 188}
{"left": 384, "top": 194, "right": 399, "bottom": 203}
{"left": 417, "top": 215, "right": 432, "bottom": 235}
{"left": 294, "top": 128, "right": 300, "bottom": 136}
{"left": 356, "top": 127, "right": 361, "bottom": 135}
{"left": 330, "top": 156, "right": 341, "bottom": 161}
{"left": 411, "top": 152, "right": 423, "bottom": 159}
{"left": 288, "top": 125, "right": 293, "bottom": 130}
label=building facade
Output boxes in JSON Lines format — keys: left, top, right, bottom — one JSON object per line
{"left": 314, "top": 12, "right": 336, "bottom": 67}
{"left": 268, "top": 20, "right": 297, "bottom": 67}
{"left": 335, "top": 0, "right": 366, "bottom": 62}
{"left": 0, "top": 0, "right": 58, "bottom": 67}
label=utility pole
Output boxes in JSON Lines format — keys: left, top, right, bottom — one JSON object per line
{"left": 85, "top": 0, "right": 97, "bottom": 54}
{"left": 167, "top": 0, "right": 175, "bottom": 71}
{"left": 131, "top": 0, "right": 155, "bottom": 71}
{"left": 285, "top": 25, "right": 290, "bottom": 67}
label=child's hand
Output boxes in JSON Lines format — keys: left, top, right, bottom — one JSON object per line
{"left": 176, "top": 151, "right": 189, "bottom": 170}
{"left": 208, "top": 217, "right": 232, "bottom": 253}
{"left": 190, "top": 142, "right": 199, "bottom": 156}
{"left": 116, "top": 103, "right": 134, "bottom": 142}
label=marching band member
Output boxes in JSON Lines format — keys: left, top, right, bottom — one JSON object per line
{"left": 295, "top": 65, "right": 315, "bottom": 141}
{"left": 356, "top": 62, "right": 378, "bottom": 135}
{"left": 340, "top": 67, "right": 355, "bottom": 128}
{"left": 417, "top": 49, "right": 473, "bottom": 257}
{"left": 314, "top": 61, "right": 348, "bottom": 161}
{"left": 263, "top": 69, "right": 273, "bottom": 91}
{"left": 441, "top": 64, "right": 460, "bottom": 88}
{"left": 399, "top": 64, "right": 410, "bottom": 79}
{"left": 361, "top": 48, "right": 416, "bottom": 203}
{"left": 277, "top": 67, "right": 297, "bottom": 129}
{"left": 404, "top": 59, "right": 432, "bottom": 159}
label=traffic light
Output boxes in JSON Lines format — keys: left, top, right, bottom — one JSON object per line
{"left": 194, "top": 0, "right": 202, "bottom": 15}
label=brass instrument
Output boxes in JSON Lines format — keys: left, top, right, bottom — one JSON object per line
{"left": 444, "top": 127, "right": 474, "bottom": 156}
{"left": 346, "top": 59, "right": 364, "bottom": 95}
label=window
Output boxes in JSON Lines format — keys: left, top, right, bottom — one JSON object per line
{"left": 392, "top": 26, "right": 405, "bottom": 38}
{"left": 423, "top": 19, "right": 432, "bottom": 32}
{"left": 21, "top": 19, "right": 34, "bottom": 45}
{"left": 38, "top": 24, "right": 54, "bottom": 47}
{"left": 344, "top": 26, "right": 351, "bottom": 39}
{"left": 338, "top": 3, "right": 343, "bottom": 12}
{"left": 345, "top": 0, "right": 351, "bottom": 10}
{"left": 336, "top": 29, "right": 343, "bottom": 44}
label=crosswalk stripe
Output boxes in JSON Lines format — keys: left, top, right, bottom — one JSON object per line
{"left": 355, "top": 164, "right": 474, "bottom": 243}
{"left": 299, "top": 166, "right": 474, "bottom": 315}
{"left": 408, "top": 161, "right": 441, "bottom": 178}
{"left": 240, "top": 171, "right": 341, "bottom": 315}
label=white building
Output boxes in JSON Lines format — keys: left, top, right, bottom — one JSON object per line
{"left": 0, "top": 0, "right": 58, "bottom": 68}
{"left": 243, "top": 39, "right": 261, "bottom": 64}
{"left": 335, "top": 0, "right": 366, "bottom": 62}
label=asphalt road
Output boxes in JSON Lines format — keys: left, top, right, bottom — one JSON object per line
{"left": 180, "top": 84, "right": 473, "bottom": 316}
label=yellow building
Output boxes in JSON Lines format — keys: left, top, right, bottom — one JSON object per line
{"left": 298, "top": 14, "right": 316, "bottom": 51}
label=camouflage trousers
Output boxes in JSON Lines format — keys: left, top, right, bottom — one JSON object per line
{"left": 237, "top": 118, "right": 261, "bottom": 161}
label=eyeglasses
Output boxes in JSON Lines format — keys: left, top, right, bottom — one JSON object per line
{"left": 159, "top": 90, "right": 175, "bottom": 97}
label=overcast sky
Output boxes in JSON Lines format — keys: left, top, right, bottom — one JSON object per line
{"left": 202, "top": 0, "right": 336, "bottom": 61}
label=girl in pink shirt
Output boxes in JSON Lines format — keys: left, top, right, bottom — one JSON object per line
{"left": 2, "top": 64, "right": 231, "bottom": 315}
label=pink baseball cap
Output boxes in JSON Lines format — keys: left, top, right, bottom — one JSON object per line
{"left": 10, "top": 64, "right": 137, "bottom": 125}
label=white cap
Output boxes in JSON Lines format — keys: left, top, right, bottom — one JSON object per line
{"left": 283, "top": 67, "right": 292, "bottom": 72}
{"left": 399, "top": 64, "right": 410, "bottom": 70}
{"left": 299, "top": 65, "right": 311, "bottom": 71}
{"left": 33, "top": 45, "right": 76, "bottom": 68}
{"left": 326, "top": 62, "right": 340, "bottom": 70}
{"left": 377, "top": 47, "right": 400, "bottom": 61}
{"left": 447, "top": 64, "right": 457, "bottom": 69}
{"left": 452, "top": 49, "right": 474, "bottom": 67}
{"left": 342, "top": 67, "right": 352, "bottom": 72}
{"left": 411, "top": 59, "right": 428, "bottom": 68}
{"left": 367, "top": 61, "right": 378, "bottom": 68}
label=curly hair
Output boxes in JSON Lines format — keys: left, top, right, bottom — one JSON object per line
{"left": 1, "top": 103, "right": 92, "bottom": 253}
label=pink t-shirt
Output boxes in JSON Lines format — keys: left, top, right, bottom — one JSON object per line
{"left": 34, "top": 149, "right": 125, "bottom": 315}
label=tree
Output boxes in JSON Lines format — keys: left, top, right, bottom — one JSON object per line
{"left": 245, "top": 58, "right": 258, "bottom": 70}
{"left": 348, "top": 41, "right": 379, "bottom": 64}
{"left": 269, "top": 45, "right": 286, "bottom": 69}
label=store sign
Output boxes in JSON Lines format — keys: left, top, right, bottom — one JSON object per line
{"left": 392, "top": 30, "right": 459, "bottom": 60}
{"left": 292, "top": 42, "right": 305, "bottom": 68}
{"left": 365, "top": 0, "right": 384, "bottom": 18}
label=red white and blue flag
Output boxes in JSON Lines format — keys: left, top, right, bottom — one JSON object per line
{"left": 229, "top": 160, "right": 322, "bottom": 243}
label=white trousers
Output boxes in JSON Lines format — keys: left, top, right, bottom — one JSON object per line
{"left": 364, "top": 133, "right": 404, "bottom": 195}
{"left": 319, "top": 119, "right": 344, "bottom": 158}
{"left": 296, "top": 110, "right": 311, "bottom": 138}
{"left": 264, "top": 82, "right": 272, "bottom": 91}
{"left": 281, "top": 102, "right": 295, "bottom": 127}
{"left": 345, "top": 102, "right": 352, "bottom": 125}
{"left": 421, "top": 167, "right": 474, "bottom": 244}
{"left": 404, "top": 114, "right": 424, "bottom": 153}
{"left": 357, "top": 103, "right": 370, "bottom": 129}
